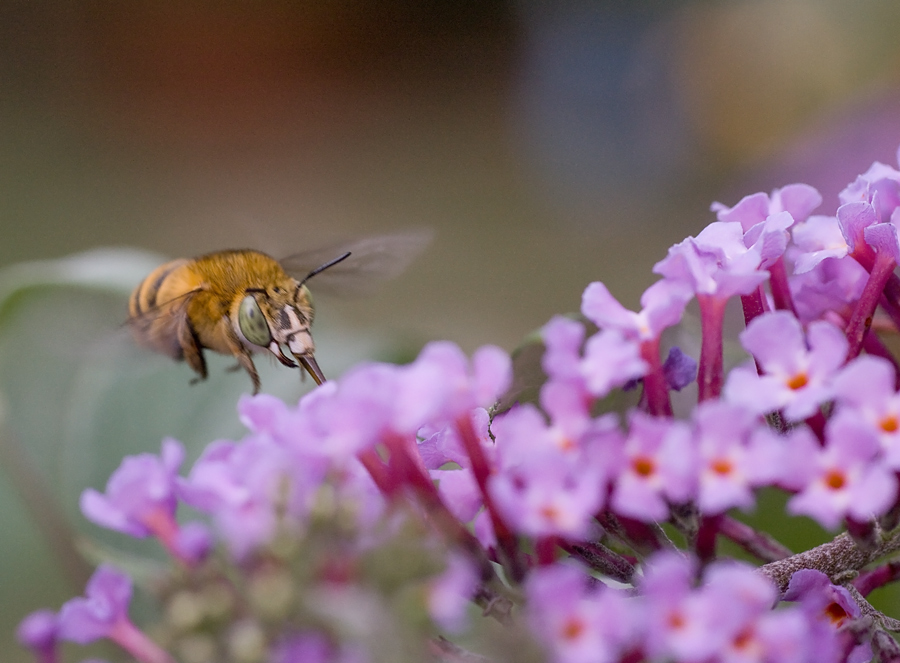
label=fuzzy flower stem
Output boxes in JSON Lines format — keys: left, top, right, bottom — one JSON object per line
{"left": 718, "top": 516, "right": 792, "bottom": 563}
{"left": 850, "top": 243, "right": 878, "bottom": 273}
{"left": 695, "top": 515, "right": 720, "bottom": 562}
{"left": 428, "top": 636, "right": 494, "bottom": 662}
{"left": 758, "top": 530, "right": 900, "bottom": 594}
{"left": 596, "top": 512, "right": 664, "bottom": 557}
{"left": 740, "top": 287, "right": 767, "bottom": 327}
{"left": 562, "top": 541, "right": 636, "bottom": 583}
{"left": 846, "top": 252, "right": 898, "bottom": 361}
{"left": 696, "top": 294, "right": 728, "bottom": 402}
{"left": 639, "top": 337, "right": 672, "bottom": 417}
{"left": 455, "top": 415, "right": 525, "bottom": 582}
{"left": 768, "top": 257, "right": 798, "bottom": 316}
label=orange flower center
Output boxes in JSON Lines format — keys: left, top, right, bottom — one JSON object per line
{"left": 633, "top": 456, "right": 655, "bottom": 477}
{"left": 733, "top": 628, "right": 754, "bottom": 650}
{"left": 824, "top": 601, "right": 849, "bottom": 625}
{"left": 787, "top": 372, "right": 809, "bottom": 390}
{"left": 711, "top": 458, "right": 733, "bottom": 475}
{"left": 667, "top": 611, "right": 686, "bottom": 630}
{"left": 881, "top": 415, "right": 899, "bottom": 433}
{"left": 561, "top": 617, "right": 586, "bottom": 640}
{"left": 557, "top": 436, "right": 577, "bottom": 452}
{"left": 540, "top": 504, "right": 560, "bottom": 523}
{"left": 824, "top": 470, "right": 846, "bottom": 490}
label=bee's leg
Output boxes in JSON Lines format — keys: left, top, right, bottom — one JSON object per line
{"left": 234, "top": 351, "right": 261, "bottom": 394}
{"left": 225, "top": 362, "right": 243, "bottom": 373}
{"left": 178, "top": 317, "right": 208, "bottom": 384}
{"left": 222, "top": 327, "right": 262, "bottom": 394}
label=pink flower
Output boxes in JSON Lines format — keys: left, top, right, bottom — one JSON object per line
{"left": 724, "top": 311, "right": 847, "bottom": 420}
{"left": 609, "top": 412, "right": 695, "bottom": 522}
{"left": 57, "top": 566, "right": 174, "bottom": 663}
{"left": 788, "top": 413, "right": 898, "bottom": 529}
{"left": 691, "top": 401, "right": 762, "bottom": 515}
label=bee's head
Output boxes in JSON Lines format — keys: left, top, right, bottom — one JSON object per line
{"left": 234, "top": 283, "right": 324, "bottom": 385}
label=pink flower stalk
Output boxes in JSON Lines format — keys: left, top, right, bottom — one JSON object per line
{"left": 57, "top": 566, "right": 174, "bottom": 663}
{"left": 844, "top": 208, "right": 900, "bottom": 359}
{"left": 581, "top": 279, "right": 692, "bottom": 415}
{"left": 80, "top": 438, "right": 207, "bottom": 565}
{"left": 654, "top": 220, "right": 775, "bottom": 401}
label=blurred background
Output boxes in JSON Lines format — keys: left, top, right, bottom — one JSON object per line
{"left": 4, "top": 1, "right": 900, "bottom": 660}
{"left": 4, "top": 0, "right": 900, "bottom": 351}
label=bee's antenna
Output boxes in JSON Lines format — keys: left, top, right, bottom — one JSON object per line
{"left": 299, "top": 251, "right": 351, "bottom": 286}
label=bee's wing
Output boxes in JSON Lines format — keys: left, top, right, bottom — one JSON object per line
{"left": 279, "top": 229, "right": 433, "bottom": 296}
{"left": 126, "top": 289, "right": 200, "bottom": 360}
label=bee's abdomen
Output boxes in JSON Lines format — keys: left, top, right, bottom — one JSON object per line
{"left": 129, "top": 259, "right": 190, "bottom": 318}
{"left": 128, "top": 258, "right": 197, "bottom": 361}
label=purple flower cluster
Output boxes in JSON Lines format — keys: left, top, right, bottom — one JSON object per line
{"left": 527, "top": 555, "right": 870, "bottom": 663}
{"left": 20, "top": 147, "right": 900, "bottom": 663}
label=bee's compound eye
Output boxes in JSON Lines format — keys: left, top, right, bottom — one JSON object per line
{"left": 238, "top": 295, "right": 272, "bottom": 346}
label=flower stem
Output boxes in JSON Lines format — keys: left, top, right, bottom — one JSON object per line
{"left": 768, "top": 257, "right": 797, "bottom": 315}
{"left": 846, "top": 252, "right": 897, "bottom": 360}
{"left": 854, "top": 562, "right": 900, "bottom": 597}
{"left": 382, "top": 432, "right": 495, "bottom": 580}
{"left": 758, "top": 530, "right": 900, "bottom": 594}
{"left": 110, "top": 618, "right": 175, "bottom": 663}
{"left": 740, "top": 287, "right": 767, "bottom": 327}
{"left": 143, "top": 509, "right": 190, "bottom": 566}
{"left": 640, "top": 337, "right": 672, "bottom": 417}
{"left": 535, "top": 536, "right": 559, "bottom": 566}
{"left": 563, "top": 541, "right": 636, "bottom": 583}
{"left": 719, "top": 516, "right": 792, "bottom": 562}
{"left": 695, "top": 515, "right": 720, "bottom": 562}
{"left": 357, "top": 447, "right": 393, "bottom": 496}
{"left": 456, "top": 415, "right": 525, "bottom": 582}
{"left": 696, "top": 294, "right": 728, "bottom": 402}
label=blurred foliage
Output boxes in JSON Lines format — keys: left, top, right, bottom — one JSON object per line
{"left": 148, "top": 498, "right": 537, "bottom": 663}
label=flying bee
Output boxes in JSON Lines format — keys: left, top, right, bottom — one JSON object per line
{"left": 127, "top": 231, "right": 430, "bottom": 394}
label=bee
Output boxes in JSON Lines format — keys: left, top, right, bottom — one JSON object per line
{"left": 128, "top": 231, "right": 430, "bottom": 394}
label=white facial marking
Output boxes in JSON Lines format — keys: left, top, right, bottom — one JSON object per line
{"left": 288, "top": 330, "right": 315, "bottom": 357}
